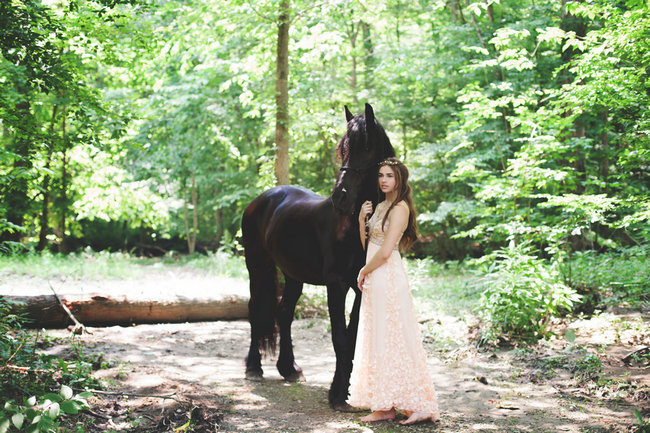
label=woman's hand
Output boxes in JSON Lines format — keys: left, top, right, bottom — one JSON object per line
{"left": 357, "top": 266, "right": 368, "bottom": 291}
{"left": 359, "top": 201, "right": 373, "bottom": 225}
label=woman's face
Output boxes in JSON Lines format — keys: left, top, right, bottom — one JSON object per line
{"left": 378, "top": 165, "right": 397, "bottom": 194}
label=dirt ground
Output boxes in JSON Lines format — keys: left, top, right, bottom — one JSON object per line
{"left": 40, "top": 305, "right": 649, "bottom": 433}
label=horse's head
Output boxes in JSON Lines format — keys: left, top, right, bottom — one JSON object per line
{"left": 331, "top": 103, "right": 396, "bottom": 216}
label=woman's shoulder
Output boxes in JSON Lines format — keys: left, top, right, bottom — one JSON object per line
{"left": 388, "top": 201, "right": 409, "bottom": 218}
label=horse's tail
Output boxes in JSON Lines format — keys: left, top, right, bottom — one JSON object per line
{"left": 242, "top": 204, "right": 279, "bottom": 356}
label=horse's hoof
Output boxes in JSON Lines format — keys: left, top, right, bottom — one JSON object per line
{"left": 245, "top": 370, "right": 264, "bottom": 381}
{"left": 282, "top": 371, "right": 306, "bottom": 382}
{"left": 330, "top": 402, "right": 363, "bottom": 413}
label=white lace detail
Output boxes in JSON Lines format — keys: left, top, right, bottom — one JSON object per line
{"left": 367, "top": 201, "right": 404, "bottom": 250}
{"left": 348, "top": 202, "right": 439, "bottom": 415}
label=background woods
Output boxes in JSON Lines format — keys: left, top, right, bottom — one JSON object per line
{"left": 1, "top": 0, "right": 647, "bottom": 259}
{"left": 0, "top": 2, "right": 648, "bottom": 430}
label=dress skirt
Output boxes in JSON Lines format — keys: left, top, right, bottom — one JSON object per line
{"left": 348, "top": 240, "right": 439, "bottom": 414}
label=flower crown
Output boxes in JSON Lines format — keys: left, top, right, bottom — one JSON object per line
{"left": 379, "top": 158, "right": 400, "bottom": 166}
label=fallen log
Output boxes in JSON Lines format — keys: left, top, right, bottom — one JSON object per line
{"left": 3, "top": 292, "right": 248, "bottom": 328}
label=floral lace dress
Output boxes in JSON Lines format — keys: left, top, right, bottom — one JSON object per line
{"left": 348, "top": 201, "right": 439, "bottom": 415}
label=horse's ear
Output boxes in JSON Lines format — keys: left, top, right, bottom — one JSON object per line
{"left": 365, "top": 103, "right": 375, "bottom": 127}
{"left": 344, "top": 105, "right": 354, "bottom": 122}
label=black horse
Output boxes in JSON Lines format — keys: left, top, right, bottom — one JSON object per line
{"left": 241, "top": 103, "right": 395, "bottom": 410}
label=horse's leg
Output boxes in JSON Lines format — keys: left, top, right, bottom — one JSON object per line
{"left": 346, "top": 287, "right": 362, "bottom": 357}
{"left": 276, "top": 274, "right": 305, "bottom": 382}
{"left": 326, "top": 283, "right": 357, "bottom": 411}
{"left": 244, "top": 240, "right": 279, "bottom": 381}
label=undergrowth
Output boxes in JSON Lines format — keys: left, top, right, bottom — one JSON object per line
{"left": 0, "top": 298, "right": 105, "bottom": 433}
{"left": 562, "top": 245, "right": 650, "bottom": 309}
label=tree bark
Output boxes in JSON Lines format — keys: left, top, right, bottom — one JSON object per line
{"left": 5, "top": 293, "right": 248, "bottom": 328}
{"left": 347, "top": 20, "right": 360, "bottom": 105}
{"left": 361, "top": 21, "right": 375, "bottom": 90}
{"left": 1, "top": 99, "right": 33, "bottom": 243}
{"left": 274, "top": 0, "right": 291, "bottom": 186}
{"left": 601, "top": 109, "right": 609, "bottom": 191}
{"left": 183, "top": 174, "right": 198, "bottom": 254}
{"left": 37, "top": 105, "right": 59, "bottom": 251}
{"left": 59, "top": 107, "right": 69, "bottom": 254}
{"left": 215, "top": 208, "right": 223, "bottom": 248}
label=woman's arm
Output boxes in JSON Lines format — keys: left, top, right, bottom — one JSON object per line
{"left": 357, "top": 203, "right": 408, "bottom": 289}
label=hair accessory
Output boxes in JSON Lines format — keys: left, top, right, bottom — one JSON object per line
{"left": 378, "top": 158, "right": 400, "bottom": 166}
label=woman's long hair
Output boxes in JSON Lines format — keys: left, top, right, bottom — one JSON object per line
{"left": 378, "top": 157, "right": 418, "bottom": 251}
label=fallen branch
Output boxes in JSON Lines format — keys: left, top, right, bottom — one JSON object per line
{"left": 622, "top": 346, "right": 649, "bottom": 364}
{"left": 418, "top": 316, "right": 441, "bottom": 324}
{"left": 83, "top": 409, "right": 110, "bottom": 420}
{"left": 48, "top": 281, "right": 91, "bottom": 334}
{"left": 79, "top": 388, "right": 184, "bottom": 403}
{"left": 4, "top": 341, "right": 25, "bottom": 365}
{"left": 1, "top": 364, "right": 48, "bottom": 373}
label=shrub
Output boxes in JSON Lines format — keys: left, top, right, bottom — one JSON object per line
{"left": 477, "top": 241, "right": 581, "bottom": 344}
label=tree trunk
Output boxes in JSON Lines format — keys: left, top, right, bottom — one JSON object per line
{"left": 184, "top": 173, "right": 198, "bottom": 254}
{"left": 560, "top": 0, "right": 588, "bottom": 195}
{"left": 361, "top": 21, "right": 375, "bottom": 90}
{"left": 191, "top": 173, "right": 198, "bottom": 252}
{"left": 1, "top": 99, "right": 33, "bottom": 243}
{"left": 274, "top": 0, "right": 291, "bottom": 186}
{"left": 59, "top": 107, "right": 69, "bottom": 254}
{"left": 5, "top": 293, "right": 249, "bottom": 328}
{"left": 37, "top": 105, "right": 59, "bottom": 251}
{"left": 215, "top": 208, "right": 223, "bottom": 249}
{"left": 601, "top": 109, "right": 609, "bottom": 191}
{"left": 347, "top": 21, "right": 359, "bottom": 105}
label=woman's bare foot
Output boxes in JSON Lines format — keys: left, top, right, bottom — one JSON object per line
{"left": 399, "top": 411, "right": 439, "bottom": 425}
{"left": 360, "top": 408, "right": 396, "bottom": 422}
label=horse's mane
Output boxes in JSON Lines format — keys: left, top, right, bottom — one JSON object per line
{"left": 335, "top": 114, "right": 394, "bottom": 165}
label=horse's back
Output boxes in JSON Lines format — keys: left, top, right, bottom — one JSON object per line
{"left": 242, "top": 185, "right": 330, "bottom": 284}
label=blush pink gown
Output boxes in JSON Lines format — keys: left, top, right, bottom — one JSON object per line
{"left": 348, "top": 201, "right": 439, "bottom": 415}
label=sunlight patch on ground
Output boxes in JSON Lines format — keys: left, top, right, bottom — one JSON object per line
{"left": 312, "top": 421, "right": 368, "bottom": 433}
{"left": 471, "top": 423, "right": 499, "bottom": 430}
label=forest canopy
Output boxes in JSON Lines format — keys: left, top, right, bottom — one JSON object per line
{"left": 0, "top": 0, "right": 648, "bottom": 259}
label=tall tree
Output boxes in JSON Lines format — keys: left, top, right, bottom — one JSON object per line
{"left": 274, "top": 0, "right": 291, "bottom": 185}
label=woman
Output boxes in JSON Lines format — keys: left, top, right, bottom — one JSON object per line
{"left": 348, "top": 157, "right": 440, "bottom": 425}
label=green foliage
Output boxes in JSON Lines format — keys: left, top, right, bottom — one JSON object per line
{"left": 563, "top": 245, "right": 650, "bottom": 308}
{"left": 407, "top": 257, "right": 481, "bottom": 317}
{"left": 476, "top": 241, "right": 581, "bottom": 344}
{"left": 0, "top": 386, "right": 91, "bottom": 433}
{"left": 573, "top": 352, "right": 602, "bottom": 382}
{"left": 633, "top": 408, "right": 650, "bottom": 431}
{"left": 0, "top": 296, "right": 102, "bottom": 433}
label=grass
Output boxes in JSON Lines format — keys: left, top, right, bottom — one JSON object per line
{"left": 0, "top": 249, "right": 247, "bottom": 281}
{"left": 406, "top": 257, "right": 482, "bottom": 317}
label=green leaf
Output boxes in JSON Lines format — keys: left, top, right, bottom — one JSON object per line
{"left": 43, "top": 393, "right": 62, "bottom": 403}
{"left": 0, "top": 419, "right": 9, "bottom": 433}
{"left": 59, "top": 400, "right": 78, "bottom": 415}
{"left": 60, "top": 385, "right": 73, "bottom": 400}
{"left": 48, "top": 402, "right": 60, "bottom": 419}
{"left": 565, "top": 329, "right": 576, "bottom": 343}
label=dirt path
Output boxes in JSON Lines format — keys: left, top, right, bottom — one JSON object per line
{"left": 44, "top": 314, "right": 645, "bottom": 433}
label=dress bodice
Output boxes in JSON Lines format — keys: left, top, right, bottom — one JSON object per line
{"left": 368, "top": 201, "right": 403, "bottom": 250}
